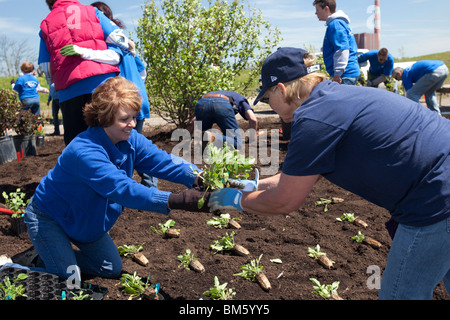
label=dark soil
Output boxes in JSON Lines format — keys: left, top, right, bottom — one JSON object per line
{"left": 0, "top": 117, "right": 448, "bottom": 302}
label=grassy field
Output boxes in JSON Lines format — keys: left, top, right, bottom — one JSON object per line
{"left": 1, "top": 51, "right": 449, "bottom": 118}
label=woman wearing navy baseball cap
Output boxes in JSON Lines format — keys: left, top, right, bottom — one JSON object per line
{"left": 209, "top": 47, "right": 450, "bottom": 300}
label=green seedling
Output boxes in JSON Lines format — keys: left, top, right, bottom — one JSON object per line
{"left": 177, "top": 248, "right": 205, "bottom": 273}
{"left": 315, "top": 197, "right": 344, "bottom": 212}
{"left": 203, "top": 276, "right": 236, "bottom": 300}
{"left": 120, "top": 272, "right": 158, "bottom": 300}
{"left": 117, "top": 244, "right": 143, "bottom": 257}
{"left": 193, "top": 142, "right": 255, "bottom": 209}
{"left": 308, "top": 244, "right": 335, "bottom": 269}
{"left": 310, "top": 278, "right": 342, "bottom": 300}
{"left": 117, "top": 244, "right": 148, "bottom": 266}
{"left": 2, "top": 188, "right": 30, "bottom": 218}
{"left": 336, "top": 212, "right": 368, "bottom": 228}
{"left": 206, "top": 213, "right": 241, "bottom": 229}
{"left": 234, "top": 254, "right": 271, "bottom": 291}
{"left": 69, "top": 290, "right": 92, "bottom": 300}
{"left": 352, "top": 231, "right": 382, "bottom": 249}
{"left": 210, "top": 231, "right": 249, "bottom": 256}
{"left": 0, "top": 273, "right": 28, "bottom": 300}
{"left": 351, "top": 231, "right": 365, "bottom": 243}
{"left": 151, "top": 219, "right": 180, "bottom": 238}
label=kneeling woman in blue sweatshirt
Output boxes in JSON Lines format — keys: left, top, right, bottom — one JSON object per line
{"left": 24, "top": 76, "right": 209, "bottom": 281}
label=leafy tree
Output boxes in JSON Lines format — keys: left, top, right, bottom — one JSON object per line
{"left": 136, "top": 0, "right": 281, "bottom": 127}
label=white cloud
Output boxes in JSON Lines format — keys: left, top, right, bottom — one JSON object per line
{"left": 0, "top": 17, "right": 37, "bottom": 35}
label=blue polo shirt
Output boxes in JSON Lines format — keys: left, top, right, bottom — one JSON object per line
{"left": 283, "top": 80, "right": 450, "bottom": 227}
{"left": 358, "top": 50, "right": 394, "bottom": 77}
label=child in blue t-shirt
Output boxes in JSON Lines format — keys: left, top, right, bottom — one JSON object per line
{"left": 13, "top": 62, "right": 43, "bottom": 114}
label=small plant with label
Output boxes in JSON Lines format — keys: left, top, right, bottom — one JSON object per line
{"left": 308, "top": 244, "right": 335, "bottom": 269}
{"left": 351, "top": 231, "right": 382, "bottom": 249}
{"left": 203, "top": 276, "right": 236, "bottom": 300}
{"left": 315, "top": 197, "right": 344, "bottom": 212}
{"left": 206, "top": 213, "right": 241, "bottom": 229}
{"left": 177, "top": 248, "right": 205, "bottom": 273}
{"left": 336, "top": 212, "right": 368, "bottom": 228}
{"left": 234, "top": 254, "right": 271, "bottom": 291}
{"left": 210, "top": 231, "right": 249, "bottom": 256}
{"left": 118, "top": 244, "right": 148, "bottom": 266}
{"left": 150, "top": 219, "right": 180, "bottom": 238}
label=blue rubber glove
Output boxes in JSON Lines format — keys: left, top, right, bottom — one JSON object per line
{"left": 208, "top": 188, "right": 243, "bottom": 211}
{"left": 228, "top": 168, "right": 259, "bottom": 191}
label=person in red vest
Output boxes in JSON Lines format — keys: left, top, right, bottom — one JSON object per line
{"left": 38, "top": 0, "right": 134, "bottom": 145}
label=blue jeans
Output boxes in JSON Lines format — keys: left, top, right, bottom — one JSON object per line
{"left": 195, "top": 96, "right": 241, "bottom": 148}
{"left": 406, "top": 64, "right": 449, "bottom": 114}
{"left": 341, "top": 76, "right": 360, "bottom": 85}
{"left": 22, "top": 98, "right": 41, "bottom": 115}
{"left": 379, "top": 217, "right": 450, "bottom": 299}
{"left": 24, "top": 198, "right": 122, "bottom": 281}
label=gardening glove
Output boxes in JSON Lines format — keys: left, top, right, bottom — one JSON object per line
{"left": 228, "top": 168, "right": 259, "bottom": 192}
{"left": 208, "top": 188, "right": 243, "bottom": 211}
{"left": 168, "top": 188, "right": 211, "bottom": 213}
{"left": 192, "top": 171, "right": 206, "bottom": 190}
{"left": 60, "top": 44, "right": 85, "bottom": 57}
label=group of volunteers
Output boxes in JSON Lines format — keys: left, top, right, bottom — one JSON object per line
{"left": 1, "top": 0, "right": 448, "bottom": 301}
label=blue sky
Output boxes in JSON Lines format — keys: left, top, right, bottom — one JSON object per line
{"left": 0, "top": 0, "right": 449, "bottom": 64}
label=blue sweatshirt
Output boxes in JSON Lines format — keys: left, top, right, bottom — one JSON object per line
{"left": 323, "top": 11, "right": 360, "bottom": 78}
{"left": 13, "top": 73, "right": 40, "bottom": 100}
{"left": 32, "top": 126, "right": 199, "bottom": 243}
{"left": 402, "top": 60, "right": 445, "bottom": 91}
{"left": 358, "top": 50, "right": 394, "bottom": 77}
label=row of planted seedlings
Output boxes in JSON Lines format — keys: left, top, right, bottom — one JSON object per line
{"left": 307, "top": 197, "right": 383, "bottom": 300}
{"left": 116, "top": 143, "right": 272, "bottom": 300}
{"left": 117, "top": 213, "right": 271, "bottom": 300}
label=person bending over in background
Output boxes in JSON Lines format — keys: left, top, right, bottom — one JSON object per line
{"left": 392, "top": 60, "right": 449, "bottom": 114}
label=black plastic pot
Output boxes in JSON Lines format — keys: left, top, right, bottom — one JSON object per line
{"left": 13, "top": 135, "right": 36, "bottom": 157}
{"left": 36, "top": 135, "right": 45, "bottom": 147}
{"left": 0, "top": 266, "right": 108, "bottom": 300}
{"left": 10, "top": 216, "right": 27, "bottom": 238}
{"left": 0, "top": 135, "right": 17, "bottom": 165}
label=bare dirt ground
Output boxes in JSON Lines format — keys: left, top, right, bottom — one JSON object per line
{"left": 1, "top": 115, "right": 449, "bottom": 306}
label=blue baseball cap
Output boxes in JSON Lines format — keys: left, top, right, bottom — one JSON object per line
{"left": 254, "top": 47, "right": 321, "bottom": 105}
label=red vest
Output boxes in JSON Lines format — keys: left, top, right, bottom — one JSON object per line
{"left": 40, "top": 0, "right": 119, "bottom": 91}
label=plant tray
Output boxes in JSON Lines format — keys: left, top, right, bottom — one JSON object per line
{"left": 0, "top": 266, "right": 108, "bottom": 300}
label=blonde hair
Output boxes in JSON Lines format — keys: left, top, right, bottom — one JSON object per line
{"left": 20, "top": 62, "right": 34, "bottom": 74}
{"left": 84, "top": 77, "right": 142, "bottom": 127}
{"left": 264, "top": 52, "right": 326, "bottom": 104}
